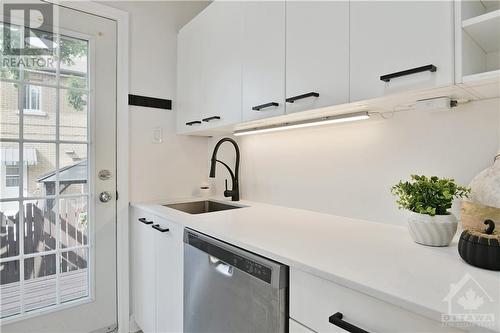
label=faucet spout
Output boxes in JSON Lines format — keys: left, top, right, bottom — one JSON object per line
{"left": 209, "top": 138, "right": 240, "bottom": 201}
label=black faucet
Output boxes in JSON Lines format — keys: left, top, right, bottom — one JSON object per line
{"left": 209, "top": 137, "right": 240, "bottom": 201}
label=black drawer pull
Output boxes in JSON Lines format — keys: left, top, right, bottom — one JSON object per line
{"left": 202, "top": 116, "right": 221, "bottom": 122}
{"left": 329, "top": 312, "right": 370, "bottom": 333}
{"left": 380, "top": 64, "right": 437, "bottom": 82}
{"left": 252, "top": 102, "right": 279, "bottom": 111}
{"left": 152, "top": 224, "right": 170, "bottom": 233}
{"left": 185, "top": 120, "right": 202, "bottom": 126}
{"left": 286, "top": 92, "right": 319, "bottom": 103}
{"left": 138, "top": 217, "right": 153, "bottom": 225}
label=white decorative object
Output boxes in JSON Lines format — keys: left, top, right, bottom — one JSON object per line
{"left": 468, "top": 153, "right": 500, "bottom": 209}
{"left": 407, "top": 211, "right": 458, "bottom": 247}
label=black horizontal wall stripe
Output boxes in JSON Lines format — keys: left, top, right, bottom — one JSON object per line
{"left": 128, "top": 94, "right": 172, "bottom": 110}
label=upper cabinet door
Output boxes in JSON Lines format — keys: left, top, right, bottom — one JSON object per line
{"left": 177, "top": 17, "right": 202, "bottom": 133}
{"left": 286, "top": 1, "right": 349, "bottom": 114}
{"left": 350, "top": 1, "right": 454, "bottom": 102}
{"left": 242, "top": 1, "right": 286, "bottom": 122}
{"left": 200, "top": 2, "right": 243, "bottom": 128}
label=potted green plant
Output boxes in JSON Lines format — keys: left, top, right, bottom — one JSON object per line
{"left": 391, "top": 175, "right": 470, "bottom": 246}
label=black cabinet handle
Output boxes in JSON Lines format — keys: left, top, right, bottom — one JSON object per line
{"left": 202, "top": 116, "right": 221, "bottom": 122}
{"left": 138, "top": 217, "right": 153, "bottom": 225}
{"left": 185, "top": 120, "right": 202, "bottom": 126}
{"left": 329, "top": 312, "right": 370, "bottom": 333}
{"left": 152, "top": 224, "right": 169, "bottom": 233}
{"left": 252, "top": 102, "right": 279, "bottom": 111}
{"left": 286, "top": 92, "right": 319, "bottom": 103}
{"left": 380, "top": 64, "right": 437, "bottom": 82}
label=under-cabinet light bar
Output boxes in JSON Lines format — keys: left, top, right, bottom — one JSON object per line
{"left": 233, "top": 112, "right": 370, "bottom": 137}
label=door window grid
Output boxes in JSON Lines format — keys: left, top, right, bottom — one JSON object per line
{"left": 0, "top": 25, "right": 91, "bottom": 319}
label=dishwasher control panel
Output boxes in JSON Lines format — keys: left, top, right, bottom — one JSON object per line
{"left": 186, "top": 231, "right": 272, "bottom": 283}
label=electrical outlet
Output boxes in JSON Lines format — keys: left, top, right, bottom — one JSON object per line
{"left": 415, "top": 97, "right": 457, "bottom": 112}
{"left": 152, "top": 127, "right": 162, "bottom": 144}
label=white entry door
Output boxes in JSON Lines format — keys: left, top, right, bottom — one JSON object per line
{"left": 0, "top": 2, "right": 117, "bottom": 332}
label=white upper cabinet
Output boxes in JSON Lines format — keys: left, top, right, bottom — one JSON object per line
{"left": 285, "top": 1, "right": 349, "bottom": 114}
{"left": 177, "top": 17, "right": 203, "bottom": 133}
{"left": 176, "top": 2, "right": 243, "bottom": 133}
{"left": 242, "top": 1, "right": 286, "bottom": 121}
{"left": 200, "top": 2, "right": 243, "bottom": 129}
{"left": 349, "top": 1, "right": 454, "bottom": 102}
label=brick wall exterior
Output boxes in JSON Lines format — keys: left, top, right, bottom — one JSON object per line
{"left": 1, "top": 72, "right": 87, "bottom": 197}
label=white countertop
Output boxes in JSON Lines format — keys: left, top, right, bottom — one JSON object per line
{"left": 131, "top": 197, "right": 500, "bottom": 332}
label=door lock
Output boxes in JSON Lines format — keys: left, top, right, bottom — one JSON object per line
{"left": 99, "top": 191, "right": 113, "bottom": 203}
{"left": 98, "top": 169, "right": 112, "bottom": 180}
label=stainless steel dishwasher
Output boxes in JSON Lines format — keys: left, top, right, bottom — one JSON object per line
{"left": 184, "top": 228, "right": 288, "bottom": 333}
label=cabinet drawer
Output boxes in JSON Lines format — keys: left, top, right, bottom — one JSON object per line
{"left": 290, "top": 268, "right": 463, "bottom": 333}
{"left": 290, "top": 318, "right": 315, "bottom": 333}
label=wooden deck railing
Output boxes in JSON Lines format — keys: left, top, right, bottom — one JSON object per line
{"left": 1, "top": 202, "right": 88, "bottom": 285}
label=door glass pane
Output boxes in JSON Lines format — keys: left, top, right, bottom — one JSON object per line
{"left": 59, "top": 196, "right": 88, "bottom": 248}
{"left": 24, "top": 254, "right": 57, "bottom": 312}
{"left": 59, "top": 143, "right": 87, "bottom": 194}
{"left": 23, "top": 199, "right": 56, "bottom": 254}
{"left": 60, "top": 248, "right": 89, "bottom": 303}
{"left": 0, "top": 82, "right": 20, "bottom": 140}
{"left": 21, "top": 24, "right": 57, "bottom": 85}
{"left": 0, "top": 201, "right": 20, "bottom": 258}
{"left": 22, "top": 85, "right": 56, "bottom": 140}
{"left": 0, "top": 260, "right": 21, "bottom": 318}
{"left": 59, "top": 36, "right": 88, "bottom": 90}
{"left": 0, "top": 22, "right": 21, "bottom": 80}
{"left": 25, "top": 143, "right": 56, "bottom": 198}
{"left": 1, "top": 142, "right": 20, "bottom": 199}
{"left": 60, "top": 90, "right": 88, "bottom": 142}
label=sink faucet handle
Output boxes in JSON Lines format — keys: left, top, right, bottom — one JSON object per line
{"left": 225, "top": 179, "right": 228, "bottom": 191}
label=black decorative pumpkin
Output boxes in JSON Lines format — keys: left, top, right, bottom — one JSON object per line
{"left": 458, "top": 220, "right": 500, "bottom": 271}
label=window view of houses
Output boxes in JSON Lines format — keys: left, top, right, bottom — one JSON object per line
{"left": 1, "top": 27, "right": 90, "bottom": 318}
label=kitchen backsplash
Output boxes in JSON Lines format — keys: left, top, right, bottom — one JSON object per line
{"left": 209, "top": 98, "right": 500, "bottom": 225}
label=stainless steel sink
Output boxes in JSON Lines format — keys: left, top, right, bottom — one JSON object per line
{"left": 164, "top": 200, "right": 243, "bottom": 215}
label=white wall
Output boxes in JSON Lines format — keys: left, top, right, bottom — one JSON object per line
{"left": 210, "top": 98, "right": 500, "bottom": 224}
{"left": 103, "top": 1, "right": 210, "bottom": 202}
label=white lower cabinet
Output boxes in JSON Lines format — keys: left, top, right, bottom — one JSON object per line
{"left": 289, "top": 318, "right": 315, "bottom": 333}
{"left": 131, "top": 208, "right": 183, "bottom": 333}
{"left": 131, "top": 208, "right": 156, "bottom": 333}
{"left": 290, "top": 268, "right": 464, "bottom": 333}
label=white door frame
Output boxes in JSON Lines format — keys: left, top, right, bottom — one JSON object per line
{"left": 46, "top": 2, "right": 130, "bottom": 333}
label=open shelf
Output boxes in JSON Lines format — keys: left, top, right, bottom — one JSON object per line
{"left": 463, "top": 68, "right": 500, "bottom": 83}
{"left": 463, "top": 9, "right": 500, "bottom": 53}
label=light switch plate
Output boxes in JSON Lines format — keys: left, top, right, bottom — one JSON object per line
{"left": 152, "top": 127, "right": 162, "bottom": 144}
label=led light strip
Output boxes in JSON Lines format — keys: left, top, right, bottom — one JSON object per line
{"left": 234, "top": 111, "right": 371, "bottom": 137}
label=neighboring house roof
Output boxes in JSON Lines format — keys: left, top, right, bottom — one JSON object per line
{"left": 1, "top": 147, "right": 37, "bottom": 166}
{"left": 37, "top": 159, "right": 87, "bottom": 184}
{"left": 35, "top": 67, "right": 86, "bottom": 77}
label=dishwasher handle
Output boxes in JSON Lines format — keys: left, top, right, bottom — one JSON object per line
{"left": 184, "top": 228, "right": 288, "bottom": 288}
{"left": 209, "top": 255, "right": 234, "bottom": 277}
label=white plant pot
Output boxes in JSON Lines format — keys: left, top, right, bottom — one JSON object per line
{"left": 407, "top": 211, "right": 458, "bottom": 247}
